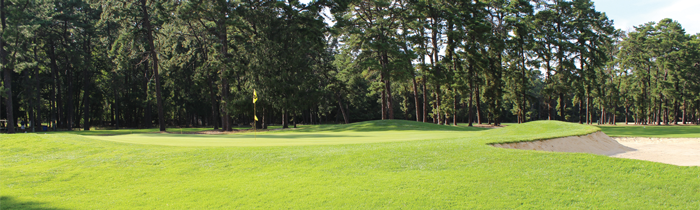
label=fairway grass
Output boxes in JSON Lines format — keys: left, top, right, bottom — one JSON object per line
{"left": 599, "top": 124, "right": 700, "bottom": 138}
{"left": 2, "top": 120, "right": 699, "bottom": 209}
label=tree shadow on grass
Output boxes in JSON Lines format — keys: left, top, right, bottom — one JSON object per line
{"left": 0, "top": 196, "right": 66, "bottom": 210}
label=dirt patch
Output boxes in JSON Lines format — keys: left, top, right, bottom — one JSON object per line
{"left": 612, "top": 137, "right": 700, "bottom": 167}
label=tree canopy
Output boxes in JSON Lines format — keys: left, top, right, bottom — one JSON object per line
{"left": 2, "top": 0, "right": 699, "bottom": 133}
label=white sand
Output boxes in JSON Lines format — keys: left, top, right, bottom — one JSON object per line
{"left": 492, "top": 132, "right": 700, "bottom": 166}
{"left": 612, "top": 137, "right": 700, "bottom": 167}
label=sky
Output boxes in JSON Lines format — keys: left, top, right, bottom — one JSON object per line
{"left": 300, "top": 0, "right": 699, "bottom": 35}
{"left": 594, "top": 0, "right": 700, "bottom": 34}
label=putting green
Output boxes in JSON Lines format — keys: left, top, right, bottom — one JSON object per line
{"left": 83, "top": 120, "right": 488, "bottom": 146}
{"left": 85, "top": 130, "right": 478, "bottom": 146}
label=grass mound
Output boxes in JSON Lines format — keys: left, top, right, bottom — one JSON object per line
{"left": 288, "top": 120, "right": 487, "bottom": 132}
{"left": 2, "top": 120, "right": 699, "bottom": 209}
{"left": 482, "top": 120, "right": 601, "bottom": 144}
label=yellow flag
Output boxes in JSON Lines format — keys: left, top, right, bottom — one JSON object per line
{"left": 253, "top": 89, "right": 258, "bottom": 104}
{"left": 254, "top": 115, "right": 259, "bottom": 121}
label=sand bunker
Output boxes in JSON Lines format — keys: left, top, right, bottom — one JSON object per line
{"left": 492, "top": 132, "right": 634, "bottom": 156}
{"left": 612, "top": 137, "right": 700, "bottom": 167}
{"left": 492, "top": 132, "right": 700, "bottom": 166}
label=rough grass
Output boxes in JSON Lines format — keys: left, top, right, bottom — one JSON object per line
{"left": 599, "top": 124, "right": 700, "bottom": 138}
{"left": 2, "top": 120, "right": 699, "bottom": 209}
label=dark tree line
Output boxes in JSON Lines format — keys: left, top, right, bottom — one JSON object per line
{"left": 1, "top": 0, "right": 699, "bottom": 133}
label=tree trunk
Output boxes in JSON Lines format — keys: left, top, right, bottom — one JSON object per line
{"left": 219, "top": 27, "right": 231, "bottom": 131}
{"left": 143, "top": 61, "right": 152, "bottom": 128}
{"left": 547, "top": 95, "right": 552, "bottom": 121}
{"left": 453, "top": 94, "right": 457, "bottom": 126}
{"left": 578, "top": 100, "right": 583, "bottom": 124}
{"left": 468, "top": 91, "right": 473, "bottom": 127}
{"left": 381, "top": 78, "right": 386, "bottom": 120}
{"left": 558, "top": 93, "right": 564, "bottom": 121}
{"left": 207, "top": 75, "right": 219, "bottom": 130}
{"left": 25, "top": 70, "right": 33, "bottom": 132}
{"left": 612, "top": 101, "right": 617, "bottom": 125}
{"left": 33, "top": 38, "right": 40, "bottom": 132}
{"left": 586, "top": 93, "right": 590, "bottom": 124}
{"left": 413, "top": 76, "right": 421, "bottom": 122}
{"left": 1, "top": 0, "right": 13, "bottom": 133}
{"left": 113, "top": 79, "right": 119, "bottom": 129}
{"left": 435, "top": 88, "right": 441, "bottom": 125}
{"left": 476, "top": 86, "right": 482, "bottom": 124}
{"left": 655, "top": 103, "right": 660, "bottom": 125}
{"left": 50, "top": 72, "right": 56, "bottom": 130}
{"left": 336, "top": 92, "right": 349, "bottom": 124}
{"left": 625, "top": 105, "right": 629, "bottom": 125}
{"left": 262, "top": 106, "right": 267, "bottom": 129}
{"left": 683, "top": 101, "right": 687, "bottom": 124}
{"left": 282, "top": 109, "right": 289, "bottom": 129}
{"left": 385, "top": 77, "right": 394, "bottom": 120}
{"left": 674, "top": 100, "right": 679, "bottom": 125}
{"left": 66, "top": 63, "right": 74, "bottom": 129}
{"left": 422, "top": 78, "right": 427, "bottom": 123}
{"left": 140, "top": 0, "right": 165, "bottom": 132}
{"left": 82, "top": 32, "right": 92, "bottom": 131}
{"left": 49, "top": 39, "right": 60, "bottom": 130}
{"left": 382, "top": 55, "right": 394, "bottom": 120}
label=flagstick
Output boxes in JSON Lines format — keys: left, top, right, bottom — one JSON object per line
{"left": 253, "top": 103, "right": 258, "bottom": 141}
{"left": 253, "top": 89, "right": 258, "bottom": 140}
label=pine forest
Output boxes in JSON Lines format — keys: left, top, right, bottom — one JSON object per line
{"left": 2, "top": 0, "right": 700, "bottom": 133}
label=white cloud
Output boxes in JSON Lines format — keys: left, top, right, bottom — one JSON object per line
{"left": 596, "top": 0, "right": 699, "bottom": 34}
{"left": 649, "top": 0, "right": 700, "bottom": 34}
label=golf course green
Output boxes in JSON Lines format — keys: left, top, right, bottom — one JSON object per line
{"left": 81, "top": 121, "right": 487, "bottom": 146}
{"left": 2, "top": 120, "right": 699, "bottom": 209}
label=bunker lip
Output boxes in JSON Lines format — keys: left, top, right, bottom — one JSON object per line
{"left": 490, "top": 131, "right": 634, "bottom": 156}
{"left": 491, "top": 132, "right": 700, "bottom": 166}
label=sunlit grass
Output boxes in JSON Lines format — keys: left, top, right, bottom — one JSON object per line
{"left": 599, "top": 124, "right": 700, "bottom": 138}
{"left": 81, "top": 120, "right": 487, "bottom": 147}
{"left": 2, "top": 120, "right": 699, "bottom": 209}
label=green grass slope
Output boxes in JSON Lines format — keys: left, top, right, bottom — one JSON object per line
{"left": 2, "top": 120, "right": 699, "bottom": 209}
{"left": 481, "top": 120, "right": 600, "bottom": 144}
{"left": 288, "top": 120, "right": 488, "bottom": 132}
